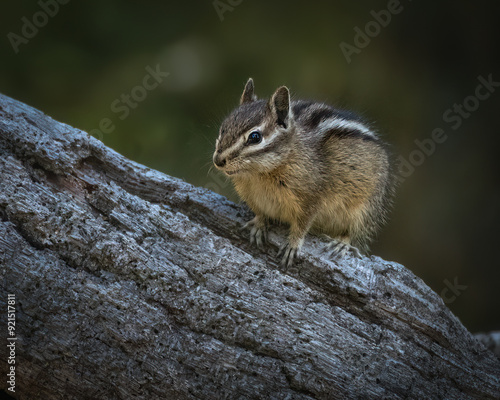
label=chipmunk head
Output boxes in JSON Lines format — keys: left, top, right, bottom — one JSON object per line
{"left": 213, "top": 78, "right": 295, "bottom": 176}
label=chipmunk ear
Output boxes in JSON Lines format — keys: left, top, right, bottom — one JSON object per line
{"left": 240, "top": 78, "right": 257, "bottom": 105}
{"left": 270, "top": 86, "right": 291, "bottom": 128}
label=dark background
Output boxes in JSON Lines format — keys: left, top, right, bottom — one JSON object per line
{"left": 1, "top": 0, "right": 499, "bottom": 333}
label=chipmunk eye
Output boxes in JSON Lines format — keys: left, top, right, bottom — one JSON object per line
{"left": 247, "top": 131, "right": 262, "bottom": 145}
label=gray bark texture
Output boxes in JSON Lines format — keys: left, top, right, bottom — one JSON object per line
{"left": 0, "top": 93, "right": 499, "bottom": 400}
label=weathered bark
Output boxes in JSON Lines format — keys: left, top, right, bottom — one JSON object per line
{"left": 475, "top": 332, "right": 500, "bottom": 359}
{"left": 0, "top": 93, "right": 498, "bottom": 400}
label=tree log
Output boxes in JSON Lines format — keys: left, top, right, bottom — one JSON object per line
{"left": 0, "top": 93, "right": 499, "bottom": 400}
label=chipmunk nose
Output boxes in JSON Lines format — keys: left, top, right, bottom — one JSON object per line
{"left": 213, "top": 154, "right": 226, "bottom": 168}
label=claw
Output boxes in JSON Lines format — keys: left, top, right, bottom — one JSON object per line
{"left": 351, "top": 246, "right": 362, "bottom": 258}
{"left": 325, "top": 239, "right": 361, "bottom": 259}
{"left": 242, "top": 216, "right": 267, "bottom": 248}
{"left": 250, "top": 225, "right": 266, "bottom": 248}
{"left": 241, "top": 219, "right": 253, "bottom": 231}
{"left": 277, "top": 243, "right": 286, "bottom": 257}
{"left": 278, "top": 243, "right": 299, "bottom": 268}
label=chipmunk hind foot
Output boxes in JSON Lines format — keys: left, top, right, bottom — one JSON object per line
{"left": 322, "top": 235, "right": 363, "bottom": 259}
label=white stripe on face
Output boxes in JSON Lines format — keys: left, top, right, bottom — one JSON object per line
{"left": 218, "top": 134, "right": 246, "bottom": 161}
{"left": 318, "top": 118, "right": 376, "bottom": 137}
{"left": 218, "top": 124, "right": 270, "bottom": 161}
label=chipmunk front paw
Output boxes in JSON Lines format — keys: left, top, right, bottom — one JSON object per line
{"left": 277, "top": 242, "right": 299, "bottom": 268}
{"left": 242, "top": 216, "right": 268, "bottom": 248}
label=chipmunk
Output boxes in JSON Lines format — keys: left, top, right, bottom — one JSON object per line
{"left": 213, "top": 78, "right": 395, "bottom": 267}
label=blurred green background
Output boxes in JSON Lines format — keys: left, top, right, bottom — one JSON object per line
{"left": 1, "top": 0, "right": 499, "bottom": 333}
